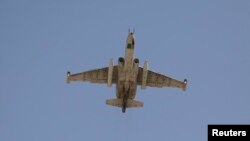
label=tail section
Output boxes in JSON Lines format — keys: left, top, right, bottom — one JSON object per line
{"left": 106, "top": 99, "right": 143, "bottom": 108}
{"left": 106, "top": 99, "right": 123, "bottom": 107}
{"left": 126, "top": 99, "right": 143, "bottom": 108}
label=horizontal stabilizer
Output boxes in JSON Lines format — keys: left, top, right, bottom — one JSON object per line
{"left": 126, "top": 99, "right": 143, "bottom": 108}
{"left": 106, "top": 99, "right": 123, "bottom": 107}
{"left": 106, "top": 99, "right": 143, "bottom": 108}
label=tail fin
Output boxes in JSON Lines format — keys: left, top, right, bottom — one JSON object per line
{"left": 106, "top": 99, "right": 143, "bottom": 108}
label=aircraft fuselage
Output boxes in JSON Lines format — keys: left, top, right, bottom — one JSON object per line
{"left": 116, "top": 32, "right": 138, "bottom": 112}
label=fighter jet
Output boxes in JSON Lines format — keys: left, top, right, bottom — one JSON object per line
{"left": 67, "top": 30, "right": 187, "bottom": 113}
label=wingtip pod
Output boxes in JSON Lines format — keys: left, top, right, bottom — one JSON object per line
{"left": 182, "top": 79, "right": 187, "bottom": 91}
{"left": 67, "top": 71, "right": 71, "bottom": 84}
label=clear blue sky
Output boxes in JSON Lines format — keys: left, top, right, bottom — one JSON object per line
{"left": 1, "top": 0, "right": 250, "bottom": 141}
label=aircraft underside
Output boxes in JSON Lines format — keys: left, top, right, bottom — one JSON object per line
{"left": 66, "top": 30, "right": 187, "bottom": 113}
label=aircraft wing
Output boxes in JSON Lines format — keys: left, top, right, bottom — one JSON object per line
{"left": 137, "top": 67, "right": 187, "bottom": 91}
{"left": 67, "top": 66, "right": 118, "bottom": 84}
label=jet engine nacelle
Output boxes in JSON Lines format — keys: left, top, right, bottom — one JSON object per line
{"left": 118, "top": 57, "right": 125, "bottom": 64}
{"left": 107, "top": 58, "right": 114, "bottom": 87}
{"left": 133, "top": 58, "right": 139, "bottom": 71}
{"left": 118, "top": 57, "right": 125, "bottom": 68}
{"left": 134, "top": 58, "right": 139, "bottom": 64}
{"left": 141, "top": 61, "right": 148, "bottom": 89}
